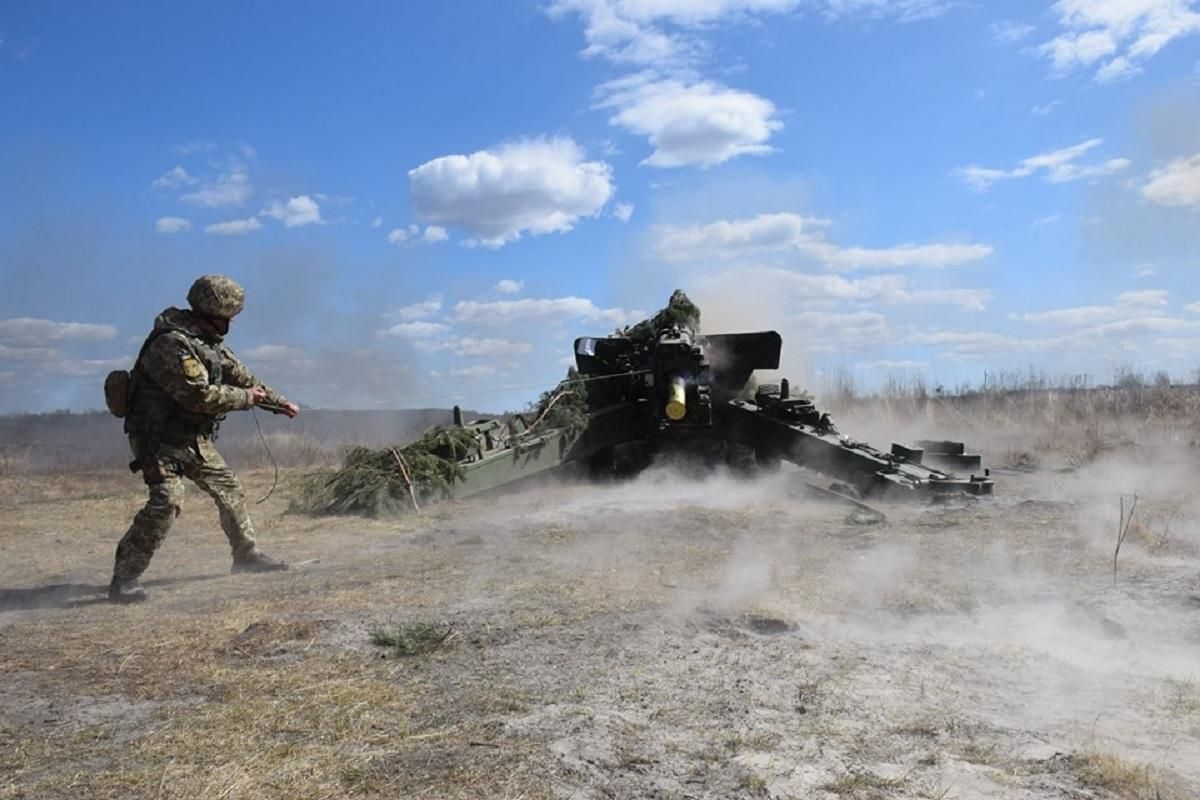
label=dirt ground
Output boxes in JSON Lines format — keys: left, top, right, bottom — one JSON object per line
{"left": 2, "top": 445, "right": 1200, "bottom": 799}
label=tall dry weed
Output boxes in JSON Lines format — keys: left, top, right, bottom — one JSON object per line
{"left": 822, "top": 373, "right": 1200, "bottom": 466}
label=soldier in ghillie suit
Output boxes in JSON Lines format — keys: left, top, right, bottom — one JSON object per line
{"left": 109, "top": 275, "right": 299, "bottom": 603}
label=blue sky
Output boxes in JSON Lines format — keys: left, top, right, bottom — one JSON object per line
{"left": 2, "top": 1, "right": 1199, "bottom": 414}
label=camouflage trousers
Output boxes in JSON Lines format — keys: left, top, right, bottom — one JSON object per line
{"left": 112, "top": 435, "right": 259, "bottom": 582}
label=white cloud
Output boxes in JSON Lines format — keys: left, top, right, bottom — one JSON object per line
{"left": 1083, "top": 316, "right": 1200, "bottom": 336}
{"left": 909, "top": 318, "right": 1200, "bottom": 364}
{"left": 991, "top": 20, "right": 1037, "bottom": 43}
{"left": 655, "top": 212, "right": 827, "bottom": 257}
{"left": 1016, "top": 305, "right": 1122, "bottom": 326}
{"left": 907, "top": 329, "right": 1051, "bottom": 359}
{"left": 1135, "top": 263, "right": 1158, "bottom": 277}
{"left": 820, "top": 0, "right": 950, "bottom": 21}
{"left": 614, "top": 202, "right": 635, "bottom": 222}
{"left": 372, "top": 216, "right": 383, "bottom": 228}
{"left": 386, "top": 296, "right": 443, "bottom": 321}
{"left": 791, "top": 310, "right": 890, "bottom": 350}
{"left": 261, "top": 195, "right": 322, "bottom": 228}
{"left": 1117, "top": 289, "right": 1169, "bottom": 306}
{"left": 953, "top": 138, "right": 1131, "bottom": 190}
{"left": 901, "top": 287, "right": 991, "bottom": 311}
{"left": 447, "top": 366, "right": 498, "bottom": 378}
{"left": 181, "top": 170, "right": 252, "bottom": 207}
{"left": 0, "top": 317, "right": 117, "bottom": 346}
{"left": 409, "top": 137, "right": 614, "bottom": 247}
{"left": 151, "top": 165, "right": 197, "bottom": 190}
{"left": 204, "top": 217, "right": 262, "bottom": 235}
{"left": 388, "top": 224, "right": 449, "bottom": 245}
{"left": 0, "top": 344, "right": 57, "bottom": 361}
{"left": 1141, "top": 153, "right": 1200, "bottom": 208}
{"left": 378, "top": 321, "right": 453, "bottom": 339}
{"left": 696, "top": 266, "right": 989, "bottom": 310}
{"left": 807, "top": 241, "right": 994, "bottom": 271}
{"left": 652, "top": 213, "right": 992, "bottom": 271}
{"left": 592, "top": 0, "right": 800, "bottom": 26}
{"left": 454, "top": 296, "right": 645, "bottom": 326}
{"left": 598, "top": 75, "right": 782, "bottom": 167}
{"left": 1015, "top": 290, "right": 1170, "bottom": 326}
{"left": 548, "top": 0, "right": 803, "bottom": 68}
{"left": 550, "top": 2, "right": 941, "bottom": 172}
{"left": 494, "top": 279, "right": 524, "bottom": 295}
{"left": 1186, "top": 302, "right": 1200, "bottom": 313}
{"left": 1031, "top": 100, "right": 1062, "bottom": 115}
{"left": 155, "top": 216, "right": 192, "bottom": 234}
{"left": 548, "top": 1, "right": 946, "bottom": 67}
{"left": 548, "top": 0, "right": 700, "bottom": 67}
{"left": 387, "top": 226, "right": 416, "bottom": 244}
{"left": 1039, "top": 0, "right": 1200, "bottom": 82}
{"left": 451, "top": 337, "right": 533, "bottom": 356}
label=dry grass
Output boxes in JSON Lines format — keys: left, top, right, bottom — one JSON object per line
{"left": 819, "top": 770, "right": 906, "bottom": 798}
{"left": 1161, "top": 677, "right": 1200, "bottom": 718}
{"left": 819, "top": 373, "right": 1200, "bottom": 467}
{"left": 1073, "top": 749, "right": 1189, "bottom": 800}
{"left": 3, "top": 394, "right": 1200, "bottom": 800}
{"left": 0, "top": 468, "right": 561, "bottom": 800}
{"left": 0, "top": 582, "right": 556, "bottom": 800}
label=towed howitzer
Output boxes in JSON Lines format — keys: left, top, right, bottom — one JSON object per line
{"left": 567, "top": 321, "right": 992, "bottom": 498}
{"left": 403, "top": 310, "right": 991, "bottom": 507}
{"left": 297, "top": 293, "right": 992, "bottom": 517}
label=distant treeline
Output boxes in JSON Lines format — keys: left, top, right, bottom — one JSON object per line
{"left": 0, "top": 407, "right": 493, "bottom": 474}
{"left": 814, "top": 366, "right": 1200, "bottom": 413}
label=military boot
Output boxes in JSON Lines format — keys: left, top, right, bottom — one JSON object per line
{"left": 108, "top": 577, "right": 148, "bottom": 604}
{"left": 231, "top": 551, "right": 289, "bottom": 574}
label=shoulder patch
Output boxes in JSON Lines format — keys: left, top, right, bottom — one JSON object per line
{"left": 179, "top": 351, "right": 205, "bottom": 380}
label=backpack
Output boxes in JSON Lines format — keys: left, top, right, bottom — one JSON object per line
{"left": 104, "top": 369, "right": 132, "bottom": 417}
{"left": 103, "top": 328, "right": 176, "bottom": 418}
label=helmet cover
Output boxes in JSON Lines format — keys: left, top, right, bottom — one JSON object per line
{"left": 187, "top": 274, "right": 245, "bottom": 318}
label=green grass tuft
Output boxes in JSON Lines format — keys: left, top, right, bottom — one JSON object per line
{"left": 370, "top": 621, "right": 454, "bottom": 657}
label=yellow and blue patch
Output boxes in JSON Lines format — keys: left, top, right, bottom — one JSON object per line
{"left": 179, "top": 351, "right": 205, "bottom": 380}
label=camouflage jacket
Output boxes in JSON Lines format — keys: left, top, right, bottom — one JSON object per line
{"left": 135, "top": 307, "right": 289, "bottom": 417}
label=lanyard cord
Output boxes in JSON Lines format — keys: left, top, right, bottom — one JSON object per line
{"left": 251, "top": 406, "right": 280, "bottom": 505}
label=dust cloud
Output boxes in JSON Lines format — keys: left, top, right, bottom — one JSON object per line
{"left": 434, "top": 435, "right": 1200, "bottom": 794}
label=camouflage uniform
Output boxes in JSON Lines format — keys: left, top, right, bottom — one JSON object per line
{"left": 113, "top": 278, "right": 291, "bottom": 592}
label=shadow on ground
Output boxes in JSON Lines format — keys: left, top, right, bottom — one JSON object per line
{"left": 0, "top": 573, "right": 227, "bottom": 611}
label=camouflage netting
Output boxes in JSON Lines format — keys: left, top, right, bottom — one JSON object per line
{"left": 618, "top": 289, "right": 700, "bottom": 342}
{"left": 515, "top": 370, "right": 591, "bottom": 440}
{"left": 291, "top": 426, "right": 480, "bottom": 516}
{"left": 292, "top": 292, "right": 696, "bottom": 517}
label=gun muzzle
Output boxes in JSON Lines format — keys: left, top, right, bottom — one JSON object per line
{"left": 665, "top": 375, "right": 687, "bottom": 421}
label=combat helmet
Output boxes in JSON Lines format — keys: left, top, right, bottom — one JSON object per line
{"left": 187, "top": 274, "right": 245, "bottom": 318}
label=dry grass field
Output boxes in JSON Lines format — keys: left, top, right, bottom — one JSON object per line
{"left": 2, "top": 387, "right": 1200, "bottom": 799}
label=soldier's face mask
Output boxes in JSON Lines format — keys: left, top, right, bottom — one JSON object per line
{"left": 200, "top": 314, "right": 231, "bottom": 337}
